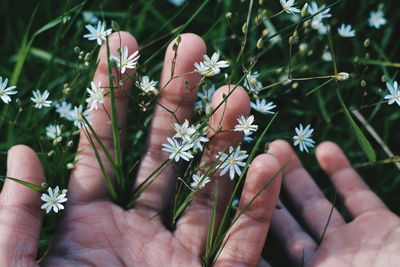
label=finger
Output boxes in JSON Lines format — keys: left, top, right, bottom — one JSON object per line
{"left": 270, "top": 201, "right": 317, "bottom": 266}
{"left": 68, "top": 32, "right": 138, "bottom": 203}
{"left": 269, "top": 140, "right": 345, "bottom": 239}
{"left": 175, "top": 85, "right": 250, "bottom": 254}
{"left": 214, "top": 154, "right": 282, "bottom": 266}
{"left": 0, "top": 145, "right": 45, "bottom": 265}
{"left": 134, "top": 33, "right": 206, "bottom": 212}
{"left": 316, "top": 141, "right": 387, "bottom": 217}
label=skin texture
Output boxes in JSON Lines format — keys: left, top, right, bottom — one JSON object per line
{"left": 0, "top": 32, "right": 282, "bottom": 266}
{"left": 269, "top": 140, "right": 400, "bottom": 267}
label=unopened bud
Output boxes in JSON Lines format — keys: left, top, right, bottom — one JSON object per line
{"left": 67, "top": 162, "right": 75, "bottom": 169}
{"left": 360, "top": 80, "right": 367, "bottom": 87}
{"left": 256, "top": 38, "right": 264, "bottom": 49}
{"left": 336, "top": 72, "right": 350, "bottom": 81}
{"left": 301, "top": 3, "right": 308, "bottom": 17}
{"left": 242, "top": 22, "right": 248, "bottom": 34}
{"left": 67, "top": 140, "right": 74, "bottom": 147}
{"left": 364, "top": 38, "right": 370, "bottom": 47}
{"left": 225, "top": 12, "right": 232, "bottom": 19}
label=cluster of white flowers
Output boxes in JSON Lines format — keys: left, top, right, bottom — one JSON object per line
{"left": 194, "top": 52, "right": 229, "bottom": 77}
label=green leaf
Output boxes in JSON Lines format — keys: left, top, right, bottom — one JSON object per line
{"left": 337, "top": 89, "right": 376, "bottom": 162}
{"left": 1, "top": 176, "right": 43, "bottom": 192}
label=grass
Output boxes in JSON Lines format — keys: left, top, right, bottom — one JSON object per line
{"left": 0, "top": 0, "right": 399, "bottom": 265}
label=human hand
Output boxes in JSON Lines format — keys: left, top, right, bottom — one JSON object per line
{"left": 269, "top": 140, "right": 400, "bottom": 266}
{"left": 0, "top": 32, "right": 282, "bottom": 266}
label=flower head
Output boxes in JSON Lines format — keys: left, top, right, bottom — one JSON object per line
{"left": 194, "top": 52, "right": 229, "bottom": 77}
{"left": 234, "top": 115, "right": 258, "bottom": 135}
{"left": 251, "top": 99, "right": 276, "bottom": 114}
{"left": 162, "top": 137, "right": 194, "bottom": 162}
{"left": 216, "top": 146, "right": 249, "bottom": 180}
{"left": 83, "top": 21, "right": 112, "bottom": 46}
{"left": 368, "top": 10, "right": 387, "bottom": 29}
{"left": 56, "top": 101, "right": 74, "bottom": 121}
{"left": 31, "top": 90, "right": 52, "bottom": 109}
{"left": 308, "top": 2, "right": 331, "bottom": 34}
{"left": 293, "top": 124, "right": 315, "bottom": 153}
{"left": 110, "top": 46, "right": 140, "bottom": 74}
{"left": 46, "top": 124, "right": 62, "bottom": 140}
{"left": 136, "top": 76, "right": 158, "bottom": 94}
{"left": 71, "top": 105, "right": 93, "bottom": 128}
{"left": 173, "top": 119, "right": 196, "bottom": 142}
{"left": 190, "top": 174, "right": 211, "bottom": 190}
{"left": 337, "top": 24, "right": 356, "bottom": 38}
{"left": 384, "top": 81, "right": 400, "bottom": 106}
{"left": 0, "top": 76, "right": 17, "bottom": 104}
{"left": 86, "top": 81, "right": 104, "bottom": 110}
{"left": 244, "top": 71, "right": 263, "bottom": 94}
{"left": 41, "top": 186, "right": 68, "bottom": 214}
{"left": 280, "top": 0, "right": 301, "bottom": 15}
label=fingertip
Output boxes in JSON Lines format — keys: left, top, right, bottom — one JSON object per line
{"left": 316, "top": 141, "right": 350, "bottom": 175}
{"left": 7, "top": 145, "right": 44, "bottom": 181}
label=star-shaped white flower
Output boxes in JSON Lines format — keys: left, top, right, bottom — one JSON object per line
{"left": 136, "top": 76, "right": 158, "bottom": 94}
{"left": 280, "top": 0, "right": 300, "bottom": 15}
{"left": 31, "top": 89, "right": 52, "bottom": 109}
{"left": 56, "top": 101, "right": 74, "bottom": 121}
{"left": 216, "top": 146, "right": 249, "bottom": 180}
{"left": 368, "top": 10, "right": 387, "bottom": 29}
{"left": 46, "top": 124, "right": 62, "bottom": 140}
{"left": 83, "top": 21, "right": 112, "bottom": 46}
{"left": 194, "top": 52, "right": 229, "bottom": 77}
{"left": 251, "top": 99, "right": 277, "bottom": 114}
{"left": 293, "top": 123, "right": 316, "bottom": 153}
{"left": 110, "top": 46, "right": 140, "bottom": 74}
{"left": 384, "top": 81, "right": 400, "bottom": 106}
{"left": 190, "top": 174, "right": 211, "bottom": 190}
{"left": 244, "top": 71, "right": 263, "bottom": 94}
{"left": 162, "top": 137, "right": 194, "bottom": 162}
{"left": 41, "top": 186, "right": 68, "bottom": 214}
{"left": 308, "top": 2, "right": 331, "bottom": 34}
{"left": 0, "top": 76, "right": 17, "bottom": 104}
{"left": 173, "top": 119, "right": 196, "bottom": 142}
{"left": 337, "top": 24, "right": 356, "bottom": 38}
{"left": 234, "top": 115, "right": 258, "bottom": 135}
{"left": 71, "top": 105, "right": 93, "bottom": 129}
{"left": 86, "top": 81, "right": 104, "bottom": 110}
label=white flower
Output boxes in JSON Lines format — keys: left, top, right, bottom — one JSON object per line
{"left": 315, "top": 23, "right": 330, "bottom": 35}
{"left": 336, "top": 72, "right": 350, "bottom": 81}
{"left": 82, "top": 11, "right": 99, "bottom": 24}
{"left": 136, "top": 76, "right": 158, "bottom": 94}
{"left": 337, "top": 24, "right": 356, "bottom": 38}
{"left": 293, "top": 124, "right": 315, "bottom": 153}
{"left": 190, "top": 174, "right": 211, "bottom": 190}
{"left": 194, "top": 52, "right": 229, "bottom": 77}
{"left": 195, "top": 84, "right": 216, "bottom": 111}
{"left": 0, "top": 76, "right": 17, "bottom": 104}
{"left": 251, "top": 99, "right": 276, "bottom": 114}
{"left": 368, "top": 10, "right": 387, "bottom": 29}
{"left": 216, "top": 146, "right": 249, "bottom": 180}
{"left": 83, "top": 21, "right": 112, "bottom": 46}
{"left": 173, "top": 119, "right": 196, "bottom": 142}
{"left": 190, "top": 126, "right": 209, "bottom": 152}
{"left": 280, "top": 0, "right": 300, "bottom": 15}
{"left": 244, "top": 131, "right": 254, "bottom": 143}
{"left": 71, "top": 105, "right": 93, "bottom": 129}
{"left": 110, "top": 46, "right": 140, "bottom": 74}
{"left": 234, "top": 115, "right": 258, "bottom": 135}
{"left": 31, "top": 90, "right": 52, "bottom": 109}
{"left": 86, "top": 81, "right": 104, "bottom": 110}
{"left": 244, "top": 71, "right": 263, "bottom": 94}
{"left": 46, "top": 124, "right": 62, "bottom": 139}
{"left": 308, "top": 2, "right": 331, "bottom": 34}
{"left": 384, "top": 81, "right": 400, "bottom": 106}
{"left": 162, "top": 137, "right": 194, "bottom": 162}
{"left": 41, "top": 186, "right": 68, "bottom": 214}
{"left": 56, "top": 101, "right": 74, "bottom": 121}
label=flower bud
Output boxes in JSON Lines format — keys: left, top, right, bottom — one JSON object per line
{"left": 336, "top": 72, "right": 350, "bottom": 81}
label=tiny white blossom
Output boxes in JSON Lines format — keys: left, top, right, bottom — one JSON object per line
{"left": 216, "top": 146, "right": 249, "bottom": 180}
{"left": 235, "top": 115, "right": 258, "bottom": 134}
{"left": 136, "top": 76, "right": 158, "bottom": 94}
{"left": 0, "top": 77, "right": 17, "bottom": 104}
{"left": 162, "top": 137, "right": 194, "bottom": 162}
{"left": 190, "top": 125, "right": 209, "bottom": 152}
{"left": 251, "top": 99, "right": 277, "bottom": 114}
{"left": 244, "top": 71, "right": 263, "bottom": 94}
{"left": 293, "top": 124, "right": 315, "bottom": 153}
{"left": 384, "top": 81, "right": 400, "bottom": 106}
{"left": 280, "top": 0, "right": 301, "bottom": 15}
{"left": 195, "top": 84, "right": 216, "bottom": 111}
{"left": 110, "top": 46, "right": 140, "bottom": 74}
{"left": 368, "top": 10, "right": 387, "bottom": 29}
{"left": 190, "top": 174, "right": 211, "bottom": 190}
{"left": 31, "top": 90, "right": 52, "bottom": 109}
{"left": 194, "top": 52, "right": 229, "bottom": 77}
{"left": 173, "top": 119, "right": 196, "bottom": 142}
{"left": 83, "top": 21, "right": 112, "bottom": 46}
{"left": 308, "top": 2, "right": 331, "bottom": 34}
{"left": 86, "top": 81, "right": 104, "bottom": 110}
{"left": 46, "top": 124, "right": 62, "bottom": 140}
{"left": 337, "top": 24, "right": 356, "bottom": 38}
{"left": 41, "top": 186, "right": 68, "bottom": 214}
{"left": 71, "top": 105, "right": 93, "bottom": 128}
{"left": 244, "top": 131, "right": 254, "bottom": 143}
{"left": 56, "top": 101, "right": 74, "bottom": 121}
